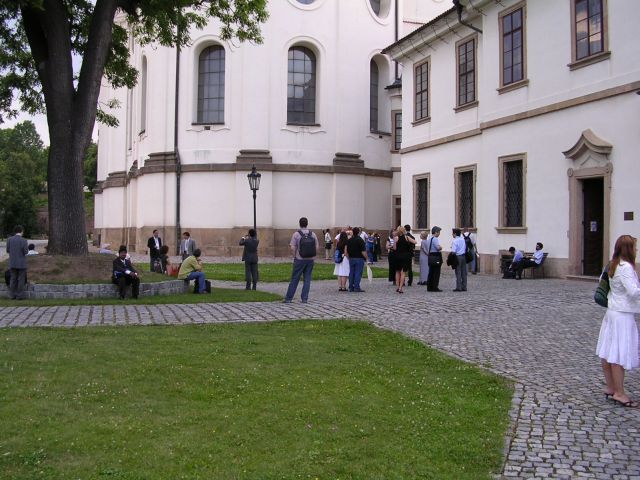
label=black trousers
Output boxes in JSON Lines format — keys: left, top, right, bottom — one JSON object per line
{"left": 407, "top": 256, "right": 414, "bottom": 285}
{"left": 245, "top": 261, "right": 258, "bottom": 289}
{"left": 515, "top": 258, "right": 538, "bottom": 277}
{"left": 388, "top": 251, "right": 396, "bottom": 282}
{"left": 426, "top": 263, "right": 441, "bottom": 291}
{"left": 113, "top": 276, "right": 140, "bottom": 299}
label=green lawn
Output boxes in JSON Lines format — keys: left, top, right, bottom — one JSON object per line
{"left": 0, "top": 321, "right": 513, "bottom": 479}
{"left": 203, "top": 262, "right": 389, "bottom": 282}
{"left": 0, "top": 288, "right": 281, "bottom": 307}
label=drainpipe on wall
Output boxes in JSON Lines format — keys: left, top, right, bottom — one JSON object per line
{"left": 174, "top": 23, "right": 182, "bottom": 255}
{"left": 394, "top": 0, "right": 399, "bottom": 80}
{"left": 453, "top": 0, "right": 483, "bottom": 35}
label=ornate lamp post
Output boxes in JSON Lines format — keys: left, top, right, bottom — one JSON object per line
{"left": 247, "top": 165, "right": 261, "bottom": 233}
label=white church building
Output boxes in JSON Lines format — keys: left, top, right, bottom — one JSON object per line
{"left": 95, "top": 0, "right": 640, "bottom": 275}
{"left": 94, "top": 0, "right": 449, "bottom": 257}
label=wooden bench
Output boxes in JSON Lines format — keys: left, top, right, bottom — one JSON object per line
{"left": 522, "top": 252, "right": 549, "bottom": 279}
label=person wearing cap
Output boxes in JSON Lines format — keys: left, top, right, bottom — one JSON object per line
{"left": 426, "top": 226, "right": 443, "bottom": 292}
{"left": 451, "top": 228, "right": 467, "bottom": 292}
{"left": 111, "top": 245, "right": 140, "bottom": 299}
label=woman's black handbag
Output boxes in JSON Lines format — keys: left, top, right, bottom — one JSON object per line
{"left": 594, "top": 264, "right": 610, "bottom": 308}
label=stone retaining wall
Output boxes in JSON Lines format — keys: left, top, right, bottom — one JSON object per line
{"left": 0, "top": 280, "right": 189, "bottom": 299}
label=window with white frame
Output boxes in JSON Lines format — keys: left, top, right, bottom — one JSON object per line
{"left": 287, "top": 46, "right": 317, "bottom": 125}
{"left": 197, "top": 45, "right": 225, "bottom": 124}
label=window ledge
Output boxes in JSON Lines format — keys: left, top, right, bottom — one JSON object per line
{"left": 568, "top": 51, "right": 611, "bottom": 71}
{"left": 370, "top": 130, "right": 391, "bottom": 137}
{"left": 411, "top": 117, "right": 431, "bottom": 127}
{"left": 454, "top": 101, "right": 479, "bottom": 113}
{"left": 495, "top": 227, "right": 528, "bottom": 234}
{"left": 497, "top": 79, "right": 529, "bottom": 95}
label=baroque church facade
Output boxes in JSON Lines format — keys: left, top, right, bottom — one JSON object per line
{"left": 95, "top": 0, "right": 639, "bottom": 275}
{"left": 94, "top": 0, "right": 449, "bottom": 257}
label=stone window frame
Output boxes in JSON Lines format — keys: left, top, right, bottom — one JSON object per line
{"left": 391, "top": 110, "right": 402, "bottom": 152}
{"left": 568, "top": 0, "right": 610, "bottom": 71}
{"left": 497, "top": 1, "right": 529, "bottom": 95}
{"left": 496, "top": 153, "right": 528, "bottom": 234}
{"left": 454, "top": 164, "right": 477, "bottom": 230}
{"left": 413, "top": 57, "right": 431, "bottom": 125}
{"left": 455, "top": 33, "right": 479, "bottom": 112}
{"left": 413, "top": 173, "right": 430, "bottom": 230}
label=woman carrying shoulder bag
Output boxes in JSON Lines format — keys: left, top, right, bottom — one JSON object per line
{"left": 596, "top": 234, "right": 640, "bottom": 408}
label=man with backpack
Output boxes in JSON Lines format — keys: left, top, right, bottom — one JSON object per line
{"left": 462, "top": 228, "right": 478, "bottom": 274}
{"left": 284, "top": 217, "right": 320, "bottom": 304}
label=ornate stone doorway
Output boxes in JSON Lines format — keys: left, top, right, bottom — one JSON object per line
{"left": 564, "top": 129, "right": 612, "bottom": 276}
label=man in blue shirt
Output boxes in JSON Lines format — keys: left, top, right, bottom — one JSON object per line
{"left": 515, "top": 242, "right": 545, "bottom": 278}
{"left": 451, "top": 228, "right": 467, "bottom": 291}
{"left": 508, "top": 246, "right": 524, "bottom": 279}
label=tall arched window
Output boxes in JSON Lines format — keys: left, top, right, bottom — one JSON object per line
{"left": 370, "top": 0, "right": 381, "bottom": 15}
{"left": 197, "top": 45, "right": 225, "bottom": 124}
{"left": 370, "top": 59, "right": 379, "bottom": 132}
{"left": 140, "top": 56, "right": 147, "bottom": 133}
{"left": 287, "top": 46, "right": 316, "bottom": 125}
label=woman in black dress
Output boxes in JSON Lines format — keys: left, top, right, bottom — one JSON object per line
{"left": 393, "top": 225, "right": 416, "bottom": 293}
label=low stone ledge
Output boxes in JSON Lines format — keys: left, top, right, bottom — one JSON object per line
{"left": 0, "top": 280, "right": 189, "bottom": 300}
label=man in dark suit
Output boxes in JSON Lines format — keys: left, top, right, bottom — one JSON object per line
{"left": 112, "top": 245, "right": 140, "bottom": 299}
{"left": 239, "top": 229, "right": 259, "bottom": 290}
{"left": 147, "top": 229, "right": 162, "bottom": 272}
{"left": 404, "top": 224, "right": 416, "bottom": 286}
{"left": 7, "top": 225, "right": 29, "bottom": 300}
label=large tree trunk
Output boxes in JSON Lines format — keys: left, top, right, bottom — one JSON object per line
{"left": 21, "top": 0, "right": 120, "bottom": 255}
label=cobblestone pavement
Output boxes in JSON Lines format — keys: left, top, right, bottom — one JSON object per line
{"left": 1, "top": 268, "right": 639, "bottom": 479}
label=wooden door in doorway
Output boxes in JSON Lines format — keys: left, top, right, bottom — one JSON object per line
{"left": 582, "top": 177, "right": 604, "bottom": 276}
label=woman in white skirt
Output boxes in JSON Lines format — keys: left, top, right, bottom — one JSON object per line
{"left": 596, "top": 234, "right": 640, "bottom": 408}
{"left": 333, "top": 232, "right": 350, "bottom": 291}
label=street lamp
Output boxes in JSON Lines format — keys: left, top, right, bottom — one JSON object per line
{"left": 247, "top": 165, "right": 261, "bottom": 233}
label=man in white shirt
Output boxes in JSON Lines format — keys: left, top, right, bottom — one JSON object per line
{"left": 516, "top": 242, "right": 545, "bottom": 278}
{"left": 451, "top": 228, "right": 467, "bottom": 291}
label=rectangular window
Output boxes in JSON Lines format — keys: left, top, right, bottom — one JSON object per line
{"left": 455, "top": 166, "right": 476, "bottom": 228}
{"left": 573, "top": 0, "right": 605, "bottom": 61}
{"left": 414, "top": 176, "right": 429, "bottom": 229}
{"left": 499, "top": 3, "right": 526, "bottom": 88}
{"left": 392, "top": 111, "right": 402, "bottom": 151}
{"left": 414, "top": 59, "right": 430, "bottom": 122}
{"left": 457, "top": 36, "right": 476, "bottom": 107}
{"left": 504, "top": 160, "right": 523, "bottom": 227}
{"left": 498, "top": 154, "right": 527, "bottom": 232}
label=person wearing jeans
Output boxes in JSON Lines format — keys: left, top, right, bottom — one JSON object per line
{"left": 178, "top": 248, "right": 206, "bottom": 293}
{"left": 284, "top": 217, "right": 319, "bottom": 303}
{"left": 347, "top": 227, "right": 367, "bottom": 292}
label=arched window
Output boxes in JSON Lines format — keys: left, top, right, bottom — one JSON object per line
{"left": 370, "top": 0, "right": 381, "bottom": 16}
{"left": 197, "top": 45, "right": 225, "bottom": 124}
{"left": 287, "top": 46, "right": 316, "bottom": 125}
{"left": 297, "top": 0, "right": 315, "bottom": 3}
{"left": 370, "top": 59, "right": 379, "bottom": 132}
{"left": 140, "top": 56, "right": 147, "bottom": 133}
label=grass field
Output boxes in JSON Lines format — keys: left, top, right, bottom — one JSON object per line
{"left": 203, "top": 262, "right": 389, "bottom": 282}
{"left": 0, "top": 320, "right": 513, "bottom": 479}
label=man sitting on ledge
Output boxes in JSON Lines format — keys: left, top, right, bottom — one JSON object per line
{"left": 178, "top": 248, "right": 207, "bottom": 294}
{"left": 112, "top": 245, "right": 140, "bottom": 299}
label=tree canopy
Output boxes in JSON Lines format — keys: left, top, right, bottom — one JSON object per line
{"left": 0, "top": 0, "right": 268, "bottom": 254}
{"left": 0, "top": 121, "right": 47, "bottom": 236}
